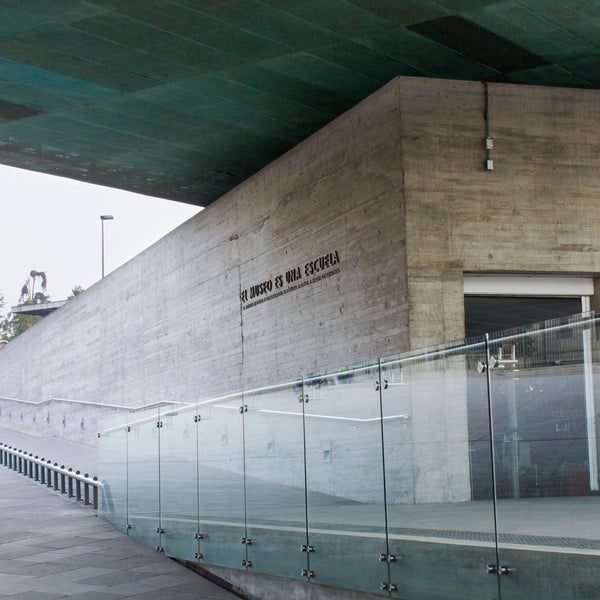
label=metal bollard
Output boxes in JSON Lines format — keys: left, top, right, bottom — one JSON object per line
{"left": 40, "top": 458, "right": 46, "bottom": 485}
{"left": 75, "top": 471, "right": 82, "bottom": 501}
{"left": 34, "top": 457, "right": 39, "bottom": 481}
{"left": 60, "top": 466, "right": 66, "bottom": 494}
{"left": 68, "top": 468, "right": 74, "bottom": 498}
{"left": 46, "top": 461, "right": 53, "bottom": 488}
{"left": 53, "top": 464, "right": 59, "bottom": 491}
{"left": 93, "top": 477, "right": 99, "bottom": 509}
{"left": 84, "top": 474, "right": 90, "bottom": 505}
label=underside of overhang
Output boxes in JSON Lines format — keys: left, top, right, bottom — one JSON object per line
{"left": 1, "top": 1, "right": 599, "bottom": 206}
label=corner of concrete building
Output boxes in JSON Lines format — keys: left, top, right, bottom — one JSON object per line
{"left": 0, "top": 76, "right": 412, "bottom": 443}
{"left": 398, "top": 77, "right": 600, "bottom": 350}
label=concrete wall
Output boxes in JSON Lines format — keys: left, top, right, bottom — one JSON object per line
{"left": 1, "top": 78, "right": 599, "bottom": 510}
{"left": 0, "top": 76, "right": 409, "bottom": 435}
{"left": 401, "top": 78, "right": 600, "bottom": 349}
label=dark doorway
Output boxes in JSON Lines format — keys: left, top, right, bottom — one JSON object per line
{"left": 464, "top": 296, "right": 582, "bottom": 338}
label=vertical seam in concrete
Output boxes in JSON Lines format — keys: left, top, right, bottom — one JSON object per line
{"left": 396, "top": 78, "right": 419, "bottom": 505}
{"left": 238, "top": 265, "right": 245, "bottom": 389}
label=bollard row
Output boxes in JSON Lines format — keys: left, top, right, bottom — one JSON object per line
{"left": 0, "top": 443, "right": 100, "bottom": 509}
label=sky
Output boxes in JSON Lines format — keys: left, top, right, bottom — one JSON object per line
{"left": 0, "top": 164, "right": 200, "bottom": 315}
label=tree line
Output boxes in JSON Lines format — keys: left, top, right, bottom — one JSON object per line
{"left": 0, "top": 270, "right": 83, "bottom": 342}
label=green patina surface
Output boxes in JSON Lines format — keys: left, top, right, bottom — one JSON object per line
{"left": 0, "top": 0, "right": 599, "bottom": 205}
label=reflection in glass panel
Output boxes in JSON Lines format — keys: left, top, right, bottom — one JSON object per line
{"left": 196, "top": 393, "right": 247, "bottom": 569}
{"left": 489, "top": 316, "right": 600, "bottom": 599}
{"left": 381, "top": 341, "right": 500, "bottom": 600}
{"left": 304, "top": 366, "right": 389, "bottom": 595}
{"left": 127, "top": 407, "right": 161, "bottom": 549}
{"left": 95, "top": 314, "right": 600, "bottom": 600}
{"left": 160, "top": 403, "right": 200, "bottom": 562}
{"left": 98, "top": 413, "right": 129, "bottom": 533}
{"left": 244, "top": 382, "right": 308, "bottom": 579}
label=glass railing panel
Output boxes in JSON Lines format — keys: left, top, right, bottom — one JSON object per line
{"left": 243, "top": 381, "right": 309, "bottom": 579}
{"left": 127, "top": 406, "right": 161, "bottom": 550}
{"left": 196, "top": 392, "right": 247, "bottom": 569}
{"left": 303, "top": 365, "right": 389, "bottom": 595}
{"left": 381, "top": 339, "right": 500, "bottom": 600}
{"left": 98, "top": 412, "right": 129, "bottom": 533}
{"left": 488, "top": 314, "right": 600, "bottom": 599}
{"left": 159, "top": 403, "right": 201, "bottom": 562}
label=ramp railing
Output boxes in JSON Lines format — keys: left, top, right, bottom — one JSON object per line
{"left": 0, "top": 443, "right": 101, "bottom": 509}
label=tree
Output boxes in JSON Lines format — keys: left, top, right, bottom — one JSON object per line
{"left": 7, "top": 301, "right": 41, "bottom": 338}
{"left": 2, "top": 270, "right": 50, "bottom": 340}
{"left": 1, "top": 275, "right": 83, "bottom": 341}
{"left": 68, "top": 285, "right": 84, "bottom": 299}
{"left": 0, "top": 293, "right": 10, "bottom": 341}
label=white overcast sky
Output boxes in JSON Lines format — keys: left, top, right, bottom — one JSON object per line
{"left": 0, "top": 164, "right": 200, "bottom": 314}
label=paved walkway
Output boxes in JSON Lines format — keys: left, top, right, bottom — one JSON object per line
{"left": 0, "top": 430, "right": 239, "bottom": 600}
{"left": 0, "top": 426, "right": 98, "bottom": 476}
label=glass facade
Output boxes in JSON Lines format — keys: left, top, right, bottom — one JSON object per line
{"left": 99, "top": 314, "right": 600, "bottom": 599}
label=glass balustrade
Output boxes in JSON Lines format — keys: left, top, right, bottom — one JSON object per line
{"left": 99, "top": 313, "right": 600, "bottom": 599}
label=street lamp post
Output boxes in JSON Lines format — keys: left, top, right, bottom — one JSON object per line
{"left": 100, "top": 215, "right": 114, "bottom": 278}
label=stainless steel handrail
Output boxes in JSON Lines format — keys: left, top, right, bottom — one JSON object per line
{"left": 0, "top": 443, "right": 101, "bottom": 509}
{"left": 0, "top": 395, "right": 191, "bottom": 412}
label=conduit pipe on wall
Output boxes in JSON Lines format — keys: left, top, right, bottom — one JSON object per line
{"left": 483, "top": 81, "right": 494, "bottom": 171}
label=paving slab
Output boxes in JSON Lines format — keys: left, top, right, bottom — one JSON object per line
{"left": 0, "top": 463, "right": 241, "bottom": 599}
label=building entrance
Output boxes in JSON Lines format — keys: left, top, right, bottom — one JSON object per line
{"left": 463, "top": 275, "right": 598, "bottom": 501}
{"left": 463, "top": 274, "right": 593, "bottom": 338}
{"left": 464, "top": 296, "right": 582, "bottom": 338}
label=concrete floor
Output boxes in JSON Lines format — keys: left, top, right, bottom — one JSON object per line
{"left": 0, "top": 428, "right": 238, "bottom": 600}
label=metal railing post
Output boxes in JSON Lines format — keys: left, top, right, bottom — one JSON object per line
{"left": 52, "top": 463, "right": 58, "bottom": 490}
{"left": 83, "top": 474, "right": 90, "bottom": 505}
{"left": 68, "top": 468, "right": 74, "bottom": 497}
{"left": 93, "top": 477, "right": 98, "bottom": 509}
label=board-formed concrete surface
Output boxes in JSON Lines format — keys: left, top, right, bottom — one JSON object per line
{"left": 0, "top": 461, "right": 238, "bottom": 599}
{"left": 2, "top": 76, "right": 600, "bottom": 417}
{"left": 2, "top": 76, "right": 600, "bottom": 514}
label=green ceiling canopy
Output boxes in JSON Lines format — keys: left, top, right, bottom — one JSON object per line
{"left": 1, "top": 0, "right": 599, "bottom": 206}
